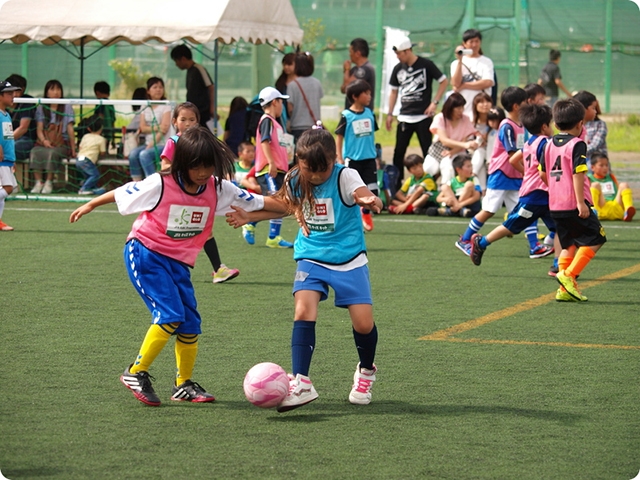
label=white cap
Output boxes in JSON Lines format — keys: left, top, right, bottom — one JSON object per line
{"left": 392, "top": 36, "right": 414, "bottom": 52}
{"left": 259, "top": 86, "right": 289, "bottom": 107}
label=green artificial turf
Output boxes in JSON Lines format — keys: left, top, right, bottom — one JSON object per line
{"left": 1, "top": 201, "right": 638, "bottom": 479}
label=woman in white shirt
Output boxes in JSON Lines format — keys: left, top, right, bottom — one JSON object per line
{"left": 128, "top": 77, "right": 172, "bottom": 181}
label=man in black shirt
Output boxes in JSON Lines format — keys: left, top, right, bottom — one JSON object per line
{"left": 171, "top": 45, "right": 215, "bottom": 128}
{"left": 385, "top": 36, "right": 448, "bottom": 190}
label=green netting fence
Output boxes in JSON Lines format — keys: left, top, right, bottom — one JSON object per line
{"left": 1, "top": 0, "right": 638, "bottom": 114}
{"left": 10, "top": 99, "right": 172, "bottom": 201}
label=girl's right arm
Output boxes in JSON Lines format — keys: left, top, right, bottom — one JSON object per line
{"left": 69, "top": 191, "right": 116, "bottom": 223}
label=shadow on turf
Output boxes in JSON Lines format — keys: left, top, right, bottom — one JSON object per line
{"left": 214, "top": 400, "right": 583, "bottom": 425}
{"left": 3, "top": 467, "right": 64, "bottom": 478}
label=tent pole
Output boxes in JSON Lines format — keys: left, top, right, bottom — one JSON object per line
{"left": 214, "top": 39, "right": 219, "bottom": 134}
{"left": 374, "top": 0, "right": 383, "bottom": 112}
{"left": 80, "top": 36, "right": 86, "bottom": 99}
{"left": 603, "top": 0, "right": 612, "bottom": 113}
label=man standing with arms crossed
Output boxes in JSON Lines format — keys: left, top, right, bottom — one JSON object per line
{"left": 341, "top": 38, "right": 376, "bottom": 110}
{"left": 171, "top": 45, "right": 215, "bottom": 129}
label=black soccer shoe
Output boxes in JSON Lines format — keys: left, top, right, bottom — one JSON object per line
{"left": 470, "top": 233, "right": 486, "bottom": 266}
{"left": 171, "top": 380, "right": 216, "bottom": 403}
{"left": 120, "top": 365, "right": 161, "bottom": 406}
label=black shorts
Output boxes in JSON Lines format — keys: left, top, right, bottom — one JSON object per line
{"left": 346, "top": 158, "right": 378, "bottom": 191}
{"left": 551, "top": 208, "right": 607, "bottom": 249}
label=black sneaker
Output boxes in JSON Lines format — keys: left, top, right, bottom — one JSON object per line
{"left": 425, "top": 207, "right": 439, "bottom": 216}
{"left": 120, "top": 365, "right": 161, "bottom": 406}
{"left": 171, "top": 380, "right": 216, "bottom": 403}
{"left": 470, "top": 233, "right": 486, "bottom": 266}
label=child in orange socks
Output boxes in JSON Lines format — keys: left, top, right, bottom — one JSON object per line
{"left": 540, "top": 99, "right": 606, "bottom": 302}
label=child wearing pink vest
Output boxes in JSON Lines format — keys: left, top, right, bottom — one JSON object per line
{"left": 540, "top": 99, "right": 606, "bottom": 302}
{"left": 469, "top": 104, "right": 558, "bottom": 270}
{"left": 70, "top": 126, "right": 277, "bottom": 405}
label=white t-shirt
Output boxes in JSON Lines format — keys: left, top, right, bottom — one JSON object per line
{"left": 114, "top": 174, "right": 264, "bottom": 216}
{"left": 142, "top": 105, "right": 173, "bottom": 145}
{"left": 450, "top": 55, "right": 494, "bottom": 120}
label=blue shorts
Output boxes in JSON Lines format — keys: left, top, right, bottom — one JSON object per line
{"left": 124, "top": 239, "right": 202, "bottom": 334}
{"left": 292, "top": 260, "right": 372, "bottom": 308}
{"left": 503, "top": 202, "right": 556, "bottom": 235}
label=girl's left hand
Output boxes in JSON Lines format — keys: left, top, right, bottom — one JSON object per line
{"left": 225, "top": 205, "right": 249, "bottom": 228}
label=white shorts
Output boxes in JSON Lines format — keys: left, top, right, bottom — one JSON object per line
{"left": 481, "top": 188, "right": 519, "bottom": 214}
{"left": 0, "top": 165, "right": 18, "bottom": 189}
{"left": 422, "top": 154, "right": 440, "bottom": 177}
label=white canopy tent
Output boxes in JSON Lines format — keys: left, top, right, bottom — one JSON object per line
{"left": 0, "top": 0, "right": 303, "bottom": 103}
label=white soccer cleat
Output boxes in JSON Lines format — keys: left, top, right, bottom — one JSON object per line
{"left": 349, "top": 363, "right": 377, "bottom": 405}
{"left": 276, "top": 373, "right": 318, "bottom": 412}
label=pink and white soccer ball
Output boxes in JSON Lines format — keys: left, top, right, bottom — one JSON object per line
{"left": 243, "top": 362, "right": 290, "bottom": 408}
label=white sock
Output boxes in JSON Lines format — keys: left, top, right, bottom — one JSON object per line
{"left": 0, "top": 187, "right": 9, "bottom": 219}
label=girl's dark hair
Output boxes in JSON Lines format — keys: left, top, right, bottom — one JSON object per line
{"left": 487, "top": 106, "right": 506, "bottom": 124}
{"left": 146, "top": 77, "right": 166, "bottom": 100}
{"left": 275, "top": 53, "right": 296, "bottom": 93}
{"left": 442, "top": 92, "right": 466, "bottom": 120}
{"left": 279, "top": 129, "right": 335, "bottom": 215}
{"left": 172, "top": 102, "right": 201, "bottom": 123}
{"left": 131, "top": 87, "right": 148, "bottom": 112}
{"left": 44, "top": 79, "right": 66, "bottom": 119}
{"left": 472, "top": 91, "right": 492, "bottom": 125}
{"left": 294, "top": 52, "right": 315, "bottom": 77}
{"left": 228, "top": 96, "right": 248, "bottom": 116}
{"left": 169, "top": 126, "right": 236, "bottom": 189}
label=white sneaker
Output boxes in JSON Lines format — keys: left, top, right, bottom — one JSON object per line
{"left": 276, "top": 373, "right": 318, "bottom": 412}
{"left": 349, "top": 363, "right": 376, "bottom": 405}
{"left": 30, "top": 181, "right": 44, "bottom": 194}
{"left": 41, "top": 180, "right": 53, "bottom": 194}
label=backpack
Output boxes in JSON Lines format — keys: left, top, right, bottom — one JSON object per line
{"left": 244, "top": 95, "right": 264, "bottom": 142}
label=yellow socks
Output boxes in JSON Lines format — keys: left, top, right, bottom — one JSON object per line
{"left": 130, "top": 323, "right": 178, "bottom": 374}
{"left": 590, "top": 187, "right": 600, "bottom": 211}
{"left": 175, "top": 334, "right": 199, "bottom": 385}
{"left": 565, "top": 247, "right": 596, "bottom": 278}
{"left": 621, "top": 188, "right": 634, "bottom": 211}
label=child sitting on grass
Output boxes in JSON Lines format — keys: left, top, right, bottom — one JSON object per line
{"left": 588, "top": 151, "right": 635, "bottom": 222}
{"left": 388, "top": 154, "right": 437, "bottom": 214}
{"left": 427, "top": 153, "right": 481, "bottom": 217}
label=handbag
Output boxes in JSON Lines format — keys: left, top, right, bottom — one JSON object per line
{"left": 292, "top": 79, "right": 318, "bottom": 125}
{"left": 38, "top": 120, "right": 65, "bottom": 148}
{"left": 427, "top": 141, "right": 448, "bottom": 162}
{"left": 123, "top": 132, "right": 142, "bottom": 157}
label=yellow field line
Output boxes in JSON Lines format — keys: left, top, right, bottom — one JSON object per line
{"left": 420, "top": 263, "right": 640, "bottom": 343}
{"left": 430, "top": 337, "right": 640, "bottom": 350}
